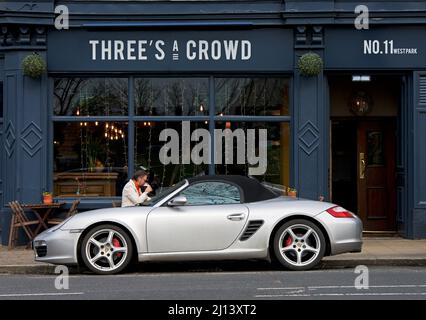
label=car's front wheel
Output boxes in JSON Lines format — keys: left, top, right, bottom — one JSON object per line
{"left": 81, "top": 224, "right": 133, "bottom": 275}
{"left": 273, "top": 219, "right": 326, "bottom": 271}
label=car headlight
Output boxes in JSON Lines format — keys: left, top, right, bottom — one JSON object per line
{"left": 47, "top": 216, "right": 74, "bottom": 232}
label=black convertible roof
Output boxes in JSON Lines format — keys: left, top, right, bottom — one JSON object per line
{"left": 187, "top": 175, "right": 279, "bottom": 203}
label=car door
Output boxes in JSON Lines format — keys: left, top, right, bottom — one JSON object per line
{"left": 146, "top": 181, "right": 249, "bottom": 253}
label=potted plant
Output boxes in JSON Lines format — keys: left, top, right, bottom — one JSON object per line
{"left": 287, "top": 187, "right": 297, "bottom": 198}
{"left": 298, "top": 52, "right": 323, "bottom": 77}
{"left": 42, "top": 192, "right": 53, "bottom": 204}
{"left": 22, "top": 53, "right": 46, "bottom": 79}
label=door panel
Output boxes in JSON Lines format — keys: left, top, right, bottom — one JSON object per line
{"left": 358, "top": 120, "right": 396, "bottom": 231}
{"left": 146, "top": 204, "right": 249, "bottom": 253}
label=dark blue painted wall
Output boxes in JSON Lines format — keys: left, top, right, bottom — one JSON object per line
{"left": 412, "top": 72, "right": 426, "bottom": 238}
{"left": 1, "top": 0, "right": 426, "bottom": 242}
{"left": 1, "top": 51, "right": 49, "bottom": 245}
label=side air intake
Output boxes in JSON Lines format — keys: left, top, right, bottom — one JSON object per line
{"left": 239, "top": 220, "right": 264, "bottom": 241}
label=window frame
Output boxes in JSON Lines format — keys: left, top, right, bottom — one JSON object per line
{"left": 49, "top": 74, "right": 292, "bottom": 204}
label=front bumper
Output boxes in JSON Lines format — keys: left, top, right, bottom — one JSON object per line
{"left": 33, "top": 229, "right": 81, "bottom": 265}
{"left": 315, "top": 211, "right": 363, "bottom": 255}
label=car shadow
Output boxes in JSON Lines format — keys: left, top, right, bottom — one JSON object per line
{"left": 70, "top": 260, "right": 346, "bottom": 275}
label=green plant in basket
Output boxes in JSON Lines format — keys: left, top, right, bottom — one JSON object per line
{"left": 22, "top": 53, "right": 46, "bottom": 78}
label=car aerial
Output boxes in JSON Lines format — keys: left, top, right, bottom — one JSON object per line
{"left": 33, "top": 175, "right": 363, "bottom": 275}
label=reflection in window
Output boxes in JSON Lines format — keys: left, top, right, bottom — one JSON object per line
{"left": 135, "top": 121, "right": 209, "bottom": 192}
{"left": 180, "top": 182, "right": 241, "bottom": 205}
{"left": 215, "top": 78, "right": 290, "bottom": 116}
{"left": 54, "top": 78, "right": 128, "bottom": 116}
{"left": 53, "top": 122, "right": 128, "bottom": 197}
{"left": 215, "top": 122, "right": 290, "bottom": 187}
{"left": 135, "top": 78, "right": 208, "bottom": 116}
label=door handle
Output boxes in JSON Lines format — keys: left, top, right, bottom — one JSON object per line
{"left": 227, "top": 213, "right": 245, "bottom": 221}
{"left": 360, "top": 152, "right": 366, "bottom": 179}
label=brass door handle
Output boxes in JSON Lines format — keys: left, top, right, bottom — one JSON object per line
{"left": 360, "top": 153, "right": 366, "bottom": 179}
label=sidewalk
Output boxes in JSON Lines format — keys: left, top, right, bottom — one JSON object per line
{"left": 0, "top": 238, "right": 425, "bottom": 274}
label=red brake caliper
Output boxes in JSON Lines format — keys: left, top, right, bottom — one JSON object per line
{"left": 112, "top": 238, "right": 122, "bottom": 258}
{"left": 285, "top": 235, "right": 292, "bottom": 247}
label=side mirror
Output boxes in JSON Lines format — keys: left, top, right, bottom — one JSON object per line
{"left": 168, "top": 195, "right": 187, "bottom": 207}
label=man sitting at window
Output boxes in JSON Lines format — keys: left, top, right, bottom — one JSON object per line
{"left": 121, "top": 170, "right": 153, "bottom": 207}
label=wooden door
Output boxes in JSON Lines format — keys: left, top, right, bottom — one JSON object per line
{"left": 357, "top": 120, "right": 396, "bottom": 231}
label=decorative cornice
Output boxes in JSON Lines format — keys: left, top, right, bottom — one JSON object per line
{"left": 0, "top": 25, "right": 46, "bottom": 50}
{"left": 295, "top": 25, "right": 323, "bottom": 48}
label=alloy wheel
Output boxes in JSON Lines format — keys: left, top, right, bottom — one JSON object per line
{"left": 278, "top": 224, "right": 321, "bottom": 267}
{"left": 85, "top": 228, "right": 129, "bottom": 272}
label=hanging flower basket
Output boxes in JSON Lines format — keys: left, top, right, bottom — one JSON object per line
{"left": 298, "top": 52, "right": 323, "bottom": 77}
{"left": 21, "top": 53, "right": 46, "bottom": 79}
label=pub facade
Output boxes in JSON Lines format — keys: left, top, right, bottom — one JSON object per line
{"left": 1, "top": 0, "right": 426, "bottom": 244}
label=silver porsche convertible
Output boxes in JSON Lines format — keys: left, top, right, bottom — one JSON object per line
{"left": 33, "top": 175, "right": 362, "bottom": 274}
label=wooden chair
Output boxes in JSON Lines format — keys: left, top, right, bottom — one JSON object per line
{"left": 8, "top": 201, "right": 39, "bottom": 249}
{"left": 112, "top": 201, "right": 122, "bottom": 208}
{"left": 48, "top": 199, "right": 80, "bottom": 225}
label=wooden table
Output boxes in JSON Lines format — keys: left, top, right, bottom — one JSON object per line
{"left": 21, "top": 203, "right": 66, "bottom": 234}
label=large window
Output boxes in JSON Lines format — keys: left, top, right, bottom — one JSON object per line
{"left": 53, "top": 77, "right": 291, "bottom": 198}
{"left": 54, "top": 78, "right": 128, "bottom": 116}
{"left": 134, "top": 121, "right": 209, "bottom": 193}
{"left": 215, "top": 78, "right": 290, "bottom": 116}
{"left": 53, "top": 122, "right": 128, "bottom": 197}
{"left": 215, "top": 121, "right": 290, "bottom": 186}
{"left": 135, "top": 78, "right": 208, "bottom": 116}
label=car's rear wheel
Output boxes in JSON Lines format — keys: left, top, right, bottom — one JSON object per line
{"left": 273, "top": 219, "right": 325, "bottom": 271}
{"left": 81, "top": 224, "right": 133, "bottom": 275}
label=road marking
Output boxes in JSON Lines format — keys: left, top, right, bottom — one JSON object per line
{"left": 259, "top": 287, "right": 307, "bottom": 290}
{"left": 0, "top": 292, "right": 84, "bottom": 297}
{"left": 309, "top": 284, "right": 426, "bottom": 289}
{"left": 258, "top": 284, "right": 426, "bottom": 290}
{"left": 256, "top": 294, "right": 311, "bottom": 297}
{"left": 255, "top": 292, "right": 426, "bottom": 298}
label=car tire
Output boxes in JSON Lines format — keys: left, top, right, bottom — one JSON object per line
{"left": 273, "top": 219, "right": 326, "bottom": 271}
{"left": 81, "top": 224, "right": 133, "bottom": 275}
